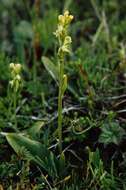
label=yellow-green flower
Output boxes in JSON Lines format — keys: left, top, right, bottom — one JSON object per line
{"left": 54, "top": 10, "right": 74, "bottom": 44}
{"left": 58, "top": 10, "right": 74, "bottom": 26}
{"left": 9, "top": 63, "right": 22, "bottom": 92}
{"left": 60, "top": 36, "right": 72, "bottom": 54}
{"left": 54, "top": 10, "right": 73, "bottom": 56}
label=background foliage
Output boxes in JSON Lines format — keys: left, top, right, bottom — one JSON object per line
{"left": 0, "top": 0, "right": 126, "bottom": 189}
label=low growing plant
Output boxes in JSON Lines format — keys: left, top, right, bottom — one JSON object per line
{"left": 9, "top": 63, "right": 22, "bottom": 131}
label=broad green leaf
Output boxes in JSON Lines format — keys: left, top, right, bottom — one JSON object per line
{"left": 26, "top": 121, "right": 45, "bottom": 139}
{"left": 42, "top": 56, "right": 79, "bottom": 100}
{"left": 42, "top": 56, "right": 59, "bottom": 84}
{"left": 1, "top": 132, "right": 64, "bottom": 179}
{"left": 2, "top": 133, "right": 47, "bottom": 159}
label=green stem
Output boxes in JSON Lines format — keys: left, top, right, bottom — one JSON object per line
{"left": 58, "top": 54, "right": 64, "bottom": 153}
{"left": 13, "top": 90, "right": 18, "bottom": 132}
{"left": 7, "top": 85, "right": 13, "bottom": 120}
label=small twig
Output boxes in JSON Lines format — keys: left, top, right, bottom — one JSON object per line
{"left": 66, "top": 149, "right": 83, "bottom": 162}
{"left": 90, "top": 0, "right": 101, "bottom": 21}
{"left": 37, "top": 166, "right": 53, "bottom": 190}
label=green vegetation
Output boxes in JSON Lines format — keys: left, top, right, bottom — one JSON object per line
{"left": 0, "top": 0, "right": 126, "bottom": 189}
